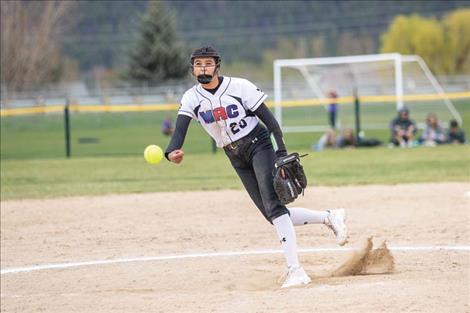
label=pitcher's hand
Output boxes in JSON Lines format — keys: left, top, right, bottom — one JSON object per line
{"left": 168, "top": 149, "right": 184, "bottom": 164}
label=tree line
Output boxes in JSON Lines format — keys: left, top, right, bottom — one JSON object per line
{"left": 1, "top": 1, "right": 469, "bottom": 92}
{"left": 381, "top": 10, "right": 470, "bottom": 74}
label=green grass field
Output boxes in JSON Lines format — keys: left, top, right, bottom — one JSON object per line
{"left": 1, "top": 100, "right": 469, "bottom": 159}
{"left": 1, "top": 145, "right": 469, "bottom": 200}
{"left": 1, "top": 99, "right": 469, "bottom": 200}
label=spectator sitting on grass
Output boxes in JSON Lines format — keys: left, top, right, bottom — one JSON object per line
{"left": 337, "top": 128, "right": 356, "bottom": 148}
{"left": 314, "top": 129, "right": 337, "bottom": 151}
{"left": 447, "top": 119, "right": 466, "bottom": 144}
{"left": 420, "top": 112, "right": 446, "bottom": 146}
{"left": 389, "top": 107, "right": 417, "bottom": 148}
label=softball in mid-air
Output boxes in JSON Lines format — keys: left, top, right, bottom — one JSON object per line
{"left": 144, "top": 145, "right": 163, "bottom": 164}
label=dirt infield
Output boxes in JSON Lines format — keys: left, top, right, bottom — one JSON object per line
{"left": 1, "top": 183, "right": 469, "bottom": 313}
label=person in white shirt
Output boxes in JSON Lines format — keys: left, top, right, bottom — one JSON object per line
{"left": 420, "top": 113, "right": 446, "bottom": 146}
{"left": 165, "top": 46, "right": 349, "bottom": 288}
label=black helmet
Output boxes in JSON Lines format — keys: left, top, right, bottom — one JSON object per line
{"left": 190, "top": 46, "right": 221, "bottom": 65}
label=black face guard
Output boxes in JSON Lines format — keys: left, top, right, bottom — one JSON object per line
{"left": 192, "top": 60, "right": 221, "bottom": 84}
{"left": 196, "top": 74, "right": 213, "bottom": 84}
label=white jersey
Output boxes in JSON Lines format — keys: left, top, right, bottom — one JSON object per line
{"left": 178, "top": 76, "right": 267, "bottom": 148}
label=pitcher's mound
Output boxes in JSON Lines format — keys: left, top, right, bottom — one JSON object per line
{"left": 329, "top": 237, "right": 395, "bottom": 277}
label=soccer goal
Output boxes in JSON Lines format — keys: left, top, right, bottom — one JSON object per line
{"left": 273, "top": 53, "right": 462, "bottom": 134}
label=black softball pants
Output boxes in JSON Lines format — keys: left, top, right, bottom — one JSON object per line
{"left": 224, "top": 124, "right": 289, "bottom": 223}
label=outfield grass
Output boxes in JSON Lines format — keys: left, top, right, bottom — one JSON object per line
{"left": 1, "top": 99, "right": 469, "bottom": 200}
{"left": 1, "top": 100, "right": 469, "bottom": 159}
{"left": 1, "top": 145, "right": 468, "bottom": 200}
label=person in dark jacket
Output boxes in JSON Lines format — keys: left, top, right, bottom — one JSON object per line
{"left": 447, "top": 119, "right": 466, "bottom": 144}
{"left": 390, "top": 107, "right": 417, "bottom": 148}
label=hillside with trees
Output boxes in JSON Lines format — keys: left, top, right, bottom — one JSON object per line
{"left": 2, "top": 0, "right": 469, "bottom": 91}
{"left": 62, "top": 1, "right": 468, "bottom": 69}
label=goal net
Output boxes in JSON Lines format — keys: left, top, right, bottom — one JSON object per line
{"left": 273, "top": 53, "right": 462, "bottom": 134}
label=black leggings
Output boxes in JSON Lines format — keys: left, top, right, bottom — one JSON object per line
{"left": 224, "top": 124, "right": 289, "bottom": 223}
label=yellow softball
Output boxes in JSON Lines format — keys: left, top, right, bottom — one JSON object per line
{"left": 144, "top": 145, "right": 163, "bottom": 164}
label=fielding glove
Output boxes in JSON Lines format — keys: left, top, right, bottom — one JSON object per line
{"left": 273, "top": 152, "right": 308, "bottom": 205}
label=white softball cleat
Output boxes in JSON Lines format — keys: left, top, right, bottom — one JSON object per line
{"left": 325, "top": 209, "right": 349, "bottom": 246}
{"left": 281, "top": 266, "right": 311, "bottom": 288}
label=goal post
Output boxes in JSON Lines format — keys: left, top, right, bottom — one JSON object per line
{"left": 273, "top": 53, "right": 462, "bottom": 134}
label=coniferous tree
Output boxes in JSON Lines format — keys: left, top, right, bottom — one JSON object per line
{"left": 127, "top": 1, "right": 188, "bottom": 85}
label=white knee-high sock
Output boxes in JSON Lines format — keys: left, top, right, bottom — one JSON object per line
{"left": 288, "top": 207, "right": 329, "bottom": 226}
{"left": 272, "top": 214, "right": 299, "bottom": 269}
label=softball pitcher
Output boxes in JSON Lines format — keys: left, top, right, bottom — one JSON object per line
{"left": 165, "top": 46, "right": 349, "bottom": 288}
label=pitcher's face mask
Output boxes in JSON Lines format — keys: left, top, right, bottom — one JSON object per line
{"left": 192, "top": 58, "right": 219, "bottom": 84}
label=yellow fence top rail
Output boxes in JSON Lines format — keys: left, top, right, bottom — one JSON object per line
{"left": 1, "top": 91, "right": 469, "bottom": 117}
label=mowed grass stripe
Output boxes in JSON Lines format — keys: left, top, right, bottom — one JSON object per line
{"left": 1, "top": 145, "right": 469, "bottom": 200}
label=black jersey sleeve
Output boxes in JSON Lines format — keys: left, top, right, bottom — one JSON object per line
{"left": 164, "top": 114, "right": 192, "bottom": 160}
{"left": 253, "top": 103, "right": 287, "bottom": 157}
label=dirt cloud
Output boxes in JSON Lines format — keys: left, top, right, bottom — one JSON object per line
{"left": 329, "top": 237, "right": 395, "bottom": 277}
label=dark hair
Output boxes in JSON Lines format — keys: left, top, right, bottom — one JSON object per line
{"left": 190, "top": 46, "right": 221, "bottom": 65}
{"left": 398, "top": 107, "right": 409, "bottom": 114}
{"left": 450, "top": 119, "right": 459, "bottom": 128}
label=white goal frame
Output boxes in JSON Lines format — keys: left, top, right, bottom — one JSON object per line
{"left": 273, "top": 53, "right": 462, "bottom": 133}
